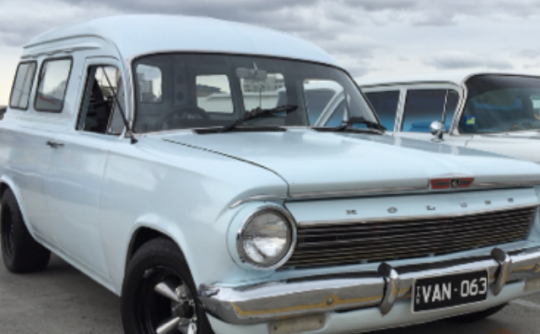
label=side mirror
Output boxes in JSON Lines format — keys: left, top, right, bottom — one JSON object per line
{"left": 430, "top": 121, "right": 444, "bottom": 141}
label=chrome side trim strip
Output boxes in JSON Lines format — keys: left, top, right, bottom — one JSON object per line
{"left": 297, "top": 203, "right": 539, "bottom": 227}
{"left": 198, "top": 246, "right": 540, "bottom": 325}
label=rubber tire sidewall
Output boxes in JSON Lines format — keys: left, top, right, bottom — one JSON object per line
{"left": 121, "top": 238, "right": 214, "bottom": 334}
{"left": 1, "top": 189, "right": 50, "bottom": 273}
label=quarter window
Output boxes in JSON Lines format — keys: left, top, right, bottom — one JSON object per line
{"left": 10, "top": 62, "right": 37, "bottom": 110}
{"left": 364, "top": 90, "right": 399, "bottom": 131}
{"left": 35, "top": 59, "right": 72, "bottom": 112}
{"left": 401, "top": 89, "right": 459, "bottom": 133}
{"left": 77, "top": 65, "right": 125, "bottom": 135}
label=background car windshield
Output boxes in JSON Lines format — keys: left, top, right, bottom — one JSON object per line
{"left": 132, "top": 54, "right": 376, "bottom": 133}
{"left": 460, "top": 75, "right": 540, "bottom": 133}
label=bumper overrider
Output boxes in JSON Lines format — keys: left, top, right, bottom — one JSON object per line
{"left": 198, "top": 247, "right": 540, "bottom": 325}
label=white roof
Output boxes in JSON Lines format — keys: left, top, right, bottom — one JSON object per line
{"left": 356, "top": 70, "right": 540, "bottom": 87}
{"left": 25, "top": 15, "right": 340, "bottom": 67}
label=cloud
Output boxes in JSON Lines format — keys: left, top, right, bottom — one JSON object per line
{"left": 426, "top": 51, "right": 513, "bottom": 70}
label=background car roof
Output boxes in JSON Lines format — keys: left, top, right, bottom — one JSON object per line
{"left": 24, "top": 15, "right": 340, "bottom": 67}
{"left": 356, "top": 70, "right": 540, "bottom": 88}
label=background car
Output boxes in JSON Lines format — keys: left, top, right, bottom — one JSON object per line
{"left": 356, "top": 72, "right": 540, "bottom": 163}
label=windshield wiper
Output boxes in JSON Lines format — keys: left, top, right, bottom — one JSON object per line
{"left": 326, "top": 117, "right": 386, "bottom": 132}
{"left": 220, "top": 105, "right": 298, "bottom": 133}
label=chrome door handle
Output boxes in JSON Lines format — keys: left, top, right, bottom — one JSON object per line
{"left": 46, "top": 141, "right": 64, "bottom": 148}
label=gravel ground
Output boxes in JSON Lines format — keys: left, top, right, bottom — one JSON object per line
{"left": 0, "top": 255, "right": 539, "bottom": 334}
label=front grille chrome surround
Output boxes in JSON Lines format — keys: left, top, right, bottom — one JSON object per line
{"left": 285, "top": 205, "right": 538, "bottom": 269}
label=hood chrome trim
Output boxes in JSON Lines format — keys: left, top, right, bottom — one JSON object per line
{"left": 230, "top": 182, "right": 540, "bottom": 208}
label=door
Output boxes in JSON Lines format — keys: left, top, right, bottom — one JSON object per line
{"left": 45, "top": 58, "right": 126, "bottom": 279}
{"left": 8, "top": 59, "right": 73, "bottom": 246}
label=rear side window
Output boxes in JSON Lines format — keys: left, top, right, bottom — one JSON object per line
{"left": 364, "top": 91, "right": 399, "bottom": 131}
{"left": 401, "top": 89, "right": 458, "bottom": 132}
{"left": 9, "top": 62, "right": 37, "bottom": 110}
{"left": 35, "top": 58, "right": 73, "bottom": 112}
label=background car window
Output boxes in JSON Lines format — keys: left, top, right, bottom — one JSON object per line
{"left": 460, "top": 75, "right": 540, "bottom": 133}
{"left": 303, "top": 80, "right": 343, "bottom": 124}
{"left": 9, "top": 62, "right": 36, "bottom": 110}
{"left": 136, "top": 64, "right": 162, "bottom": 103}
{"left": 35, "top": 59, "right": 72, "bottom": 112}
{"left": 78, "top": 66, "right": 124, "bottom": 135}
{"left": 242, "top": 73, "right": 284, "bottom": 111}
{"left": 364, "top": 91, "right": 399, "bottom": 131}
{"left": 197, "top": 75, "right": 233, "bottom": 113}
{"left": 401, "top": 89, "right": 458, "bottom": 132}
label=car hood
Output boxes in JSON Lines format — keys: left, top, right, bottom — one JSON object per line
{"left": 160, "top": 130, "right": 540, "bottom": 197}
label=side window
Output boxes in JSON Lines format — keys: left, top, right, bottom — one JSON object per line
{"left": 10, "top": 62, "right": 37, "bottom": 110}
{"left": 77, "top": 65, "right": 124, "bottom": 135}
{"left": 303, "top": 80, "right": 343, "bottom": 125}
{"left": 364, "top": 91, "right": 399, "bottom": 131}
{"left": 401, "top": 89, "right": 458, "bottom": 133}
{"left": 197, "top": 75, "right": 233, "bottom": 113}
{"left": 35, "top": 58, "right": 72, "bottom": 112}
{"left": 136, "top": 64, "right": 162, "bottom": 103}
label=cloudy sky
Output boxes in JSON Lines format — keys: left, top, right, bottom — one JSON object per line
{"left": 1, "top": 0, "right": 540, "bottom": 104}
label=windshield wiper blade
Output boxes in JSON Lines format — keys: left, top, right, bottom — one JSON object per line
{"left": 220, "top": 105, "right": 298, "bottom": 133}
{"left": 333, "top": 117, "right": 386, "bottom": 132}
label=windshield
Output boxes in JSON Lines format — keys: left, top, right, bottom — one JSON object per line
{"left": 132, "top": 53, "right": 376, "bottom": 133}
{"left": 459, "top": 75, "right": 540, "bottom": 134}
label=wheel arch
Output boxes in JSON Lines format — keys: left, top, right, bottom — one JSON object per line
{"left": 125, "top": 225, "right": 186, "bottom": 272}
{"left": 0, "top": 176, "right": 34, "bottom": 234}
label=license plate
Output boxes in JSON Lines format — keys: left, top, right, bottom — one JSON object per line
{"left": 413, "top": 270, "right": 488, "bottom": 312}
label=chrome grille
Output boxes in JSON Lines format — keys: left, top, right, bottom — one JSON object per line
{"left": 285, "top": 205, "right": 537, "bottom": 269}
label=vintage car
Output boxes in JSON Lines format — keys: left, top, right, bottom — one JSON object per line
{"left": 357, "top": 72, "right": 540, "bottom": 164}
{"left": 3, "top": 15, "right": 540, "bottom": 334}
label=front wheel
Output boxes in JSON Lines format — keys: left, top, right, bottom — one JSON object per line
{"left": 121, "top": 238, "right": 215, "bottom": 334}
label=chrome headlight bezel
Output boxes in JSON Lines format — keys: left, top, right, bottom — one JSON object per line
{"left": 236, "top": 206, "right": 297, "bottom": 270}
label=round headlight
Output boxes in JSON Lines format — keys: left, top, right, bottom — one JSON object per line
{"left": 237, "top": 208, "right": 296, "bottom": 269}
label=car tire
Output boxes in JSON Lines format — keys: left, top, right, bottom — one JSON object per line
{"left": 121, "top": 237, "right": 215, "bottom": 334}
{"left": 1, "top": 189, "right": 51, "bottom": 273}
{"left": 448, "top": 303, "right": 507, "bottom": 323}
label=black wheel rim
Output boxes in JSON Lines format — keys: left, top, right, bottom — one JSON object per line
{"left": 1, "top": 205, "right": 14, "bottom": 258}
{"left": 135, "top": 266, "right": 198, "bottom": 334}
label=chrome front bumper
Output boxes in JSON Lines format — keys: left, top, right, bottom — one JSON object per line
{"left": 198, "top": 247, "right": 540, "bottom": 325}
